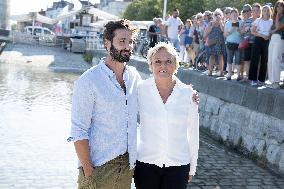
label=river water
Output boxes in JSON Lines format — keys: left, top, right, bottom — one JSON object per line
{"left": 0, "top": 59, "right": 79, "bottom": 188}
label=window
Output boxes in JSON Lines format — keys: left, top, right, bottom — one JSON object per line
{"left": 34, "top": 28, "right": 42, "bottom": 35}
{"left": 44, "top": 29, "right": 51, "bottom": 34}
{"left": 82, "top": 15, "right": 91, "bottom": 26}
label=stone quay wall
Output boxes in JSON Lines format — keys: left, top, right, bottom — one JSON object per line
{"left": 92, "top": 50, "right": 284, "bottom": 175}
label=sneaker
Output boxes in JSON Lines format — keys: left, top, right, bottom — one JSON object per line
{"left": 237, "top": 76, "right": 243, "bottom": 81}
{"left": 266, "top": 83, "right": 280, "bottom": 89}
{"left": 216, "top": 71, "right": 224, "bottom": 77}
{"left": 258, "top": 81, "right": 265, "bottom": 86}
{"left": 250, "top": 80, "right": 258, "bottom": 86}
{"left": 203, "top": 70, "right": 209, "bottom": 75}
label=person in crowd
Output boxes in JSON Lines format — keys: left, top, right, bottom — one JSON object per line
{"left": 191, "top": 15, "right": 199, "bottom": 65}
{"left": 222, "top": 7, "right": 233, "bottom": 73}
{"left": 134, "top": 42, "right": 199, "bottom": 189}
{"left": 204, "top": 9, "right": 225, "bottom": 76}
{"left": 194, "top": 13, "right": 206, "bottom": 59}
{"left": 252, "top": 3, "right": 262, "bottom": 20}
{"left": 157, "top": 18, "right": 168, "bottom": 42}
{"left": 239, "top": 4, "right": 254, "bottom": 82}
{"left": 148, "top": 18, "right": 160, "bottom": 48}
{"left": 203, "top": 10, "right": 220, "bottom": 71}
{"left": 203, "top": 10, "right": 213, "bottom": 27}
{"left": 196, "top": 12, "right": 206, "bottom": 50}
{"left": 223, "top": 7, "right": 233, "bottom": 22}
{"left": 165, "top": 9, "right": 184, "bottom": 52}
{"left": 267, "top": 0, "right": 284, "bottom": 89}
{"left": 179, "top": 19, "right": 194, "bottom": 65}
{"left": 224, "top": 8, "right": 242, "bottom": 80}
{"left": 249, "top": 5, "right": 273, "bottom": 86}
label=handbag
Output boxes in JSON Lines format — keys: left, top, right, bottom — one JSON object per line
{"left": 238, "top": 38, "right": 249, "bottom": 49}
{"left": 227, "top": 42, "right": 239, "bottom": 51}
{"left": 207, "top": 38, "right": 217, "bottom": 47}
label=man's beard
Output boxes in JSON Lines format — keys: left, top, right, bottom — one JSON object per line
{"left": 110, "top": 44, "right": 131, "bottom": 63}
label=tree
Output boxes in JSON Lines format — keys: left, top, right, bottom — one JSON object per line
{"left": 123, "top": 0, "right": 280, "bottom": 21}
{"left": 123, "top": 0, "right": 162, "bottom": 21}
{"left": 166, "top": 0, "right": 207, "bottom": 21}
{"left": 204, "top": 0, "right": 279, "bottom": 12}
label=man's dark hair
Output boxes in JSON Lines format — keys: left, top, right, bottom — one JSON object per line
{"left": 103, "top": 19, "right": 138, "bottom": 43}
{"left": 172, "top": 8, "right": 179, "bottom": 12}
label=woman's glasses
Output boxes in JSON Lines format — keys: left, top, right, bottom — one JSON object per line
{"left": 242, "top": 10, "right": 251, "bottom": 13}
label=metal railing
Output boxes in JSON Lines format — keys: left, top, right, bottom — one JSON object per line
{"left": 85, "top": 37, "right": 104, "bottom": 50}
{"left": 10, "top": 31, "right": 105, "bottom": 51}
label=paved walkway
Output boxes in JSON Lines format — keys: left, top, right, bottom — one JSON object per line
{"left": 0, "top": 44, "right": 283, "bottom": 189}
{"left": 187, "top": 131, "right": 284, "bottom": 189}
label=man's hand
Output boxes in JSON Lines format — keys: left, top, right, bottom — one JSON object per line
{"left": 83, "top": 165, "right": 94, "bottom": 178}
{"left": 192, "top": 91, "right": 199, "bottom": 105}
{"left": 188, "top": 175, "right": 193, "bottom": 182}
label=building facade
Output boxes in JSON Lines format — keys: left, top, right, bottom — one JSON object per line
{"left": 0, "top": 0, "right": 10, "bottom": 29}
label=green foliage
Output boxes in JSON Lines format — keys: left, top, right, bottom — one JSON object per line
{"left": 123, "top": 0, "right": 279, "bottom": 21}
{"left": 11, "top": 24, "right": 17, "bottom": 31}
{"left": 123, "top": 0, "right": 162, "bottom": 21}
{"left": 166, "top": 0, "right": 207, "bottom": 21}
{"left": 204, "top": 0, "right": 279, "bottom": 12}
{"left": 83, "top": 51, "right": 93, "bottom": 63}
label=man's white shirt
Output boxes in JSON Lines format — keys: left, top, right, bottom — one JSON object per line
{"left": 166, "top": 16, "right": 183, "bottom": 39}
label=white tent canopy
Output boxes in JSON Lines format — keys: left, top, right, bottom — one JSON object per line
{"left": 10, "top": 7, "right": 119, "bottom": 25}
{"left": 88, "top": 8, "right": 119, "bottom": 20}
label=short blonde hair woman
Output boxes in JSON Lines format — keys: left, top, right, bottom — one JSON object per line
{"left": 134, "top": 42, "right": 199, "bottom": 189}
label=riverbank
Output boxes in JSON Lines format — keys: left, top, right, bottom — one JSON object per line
{"left": 0, "top": 43, "right": 91, "bottom": 73}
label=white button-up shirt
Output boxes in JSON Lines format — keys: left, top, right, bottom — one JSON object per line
{"left": 69, "top": 59, "right": 141, "bottom": 169}
{"left": 137, "top": 77, "right": 199, "bottom": 175}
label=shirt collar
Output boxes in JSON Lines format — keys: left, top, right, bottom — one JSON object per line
{"left": 150, "top": 76, "right": 187, "bottom": 92}
{"left": 99, "top": 58, "right": 116, "bottom": 78}
{"left": 99, "top": 58, "right": 130, "bottom": 83}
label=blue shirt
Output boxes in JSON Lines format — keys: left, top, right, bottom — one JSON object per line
{"left": 68, "top": 58, "right": 141, "bottom": 169}
{"left": 224, "top": 21, "right": 242, "bottom": 44}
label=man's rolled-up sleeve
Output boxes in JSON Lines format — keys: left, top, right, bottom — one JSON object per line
{"left": 67, "top": 77, "right": 95, "bottom": 142}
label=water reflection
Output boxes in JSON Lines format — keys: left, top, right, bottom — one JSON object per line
{"left": 0, "top": 61, "right": 79, "bottom": 188}
{"left": 0, "top": 62, "right": 77, "bottom": 112}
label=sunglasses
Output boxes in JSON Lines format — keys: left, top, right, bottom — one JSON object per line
{"left": 242, "top": 10, "right": 251, "bottom": 13}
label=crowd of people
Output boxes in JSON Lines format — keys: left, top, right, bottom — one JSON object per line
{"left": 147, "top": 1, "right": 284, "bottom": 89}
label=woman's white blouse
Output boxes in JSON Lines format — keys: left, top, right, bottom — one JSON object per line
{"left": 137, "top": 77, "right": 199, "bottom": 176}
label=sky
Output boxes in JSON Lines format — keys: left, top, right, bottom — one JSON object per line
{"left": 11, "top": 0, "right": 100, "bottom": 15}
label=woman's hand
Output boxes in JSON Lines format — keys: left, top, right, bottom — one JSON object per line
{"left": 188, "top": 175, "right": 193, "bottom": 182}
{"left": 192, "top": 91, "right": 199, "bottom": 105}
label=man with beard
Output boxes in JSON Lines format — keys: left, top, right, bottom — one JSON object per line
{"left": 68, "top": 19, "right": 199, "bottom": 189}
{"left": 68, "top": 19, "right": 140, "bottom": 189}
